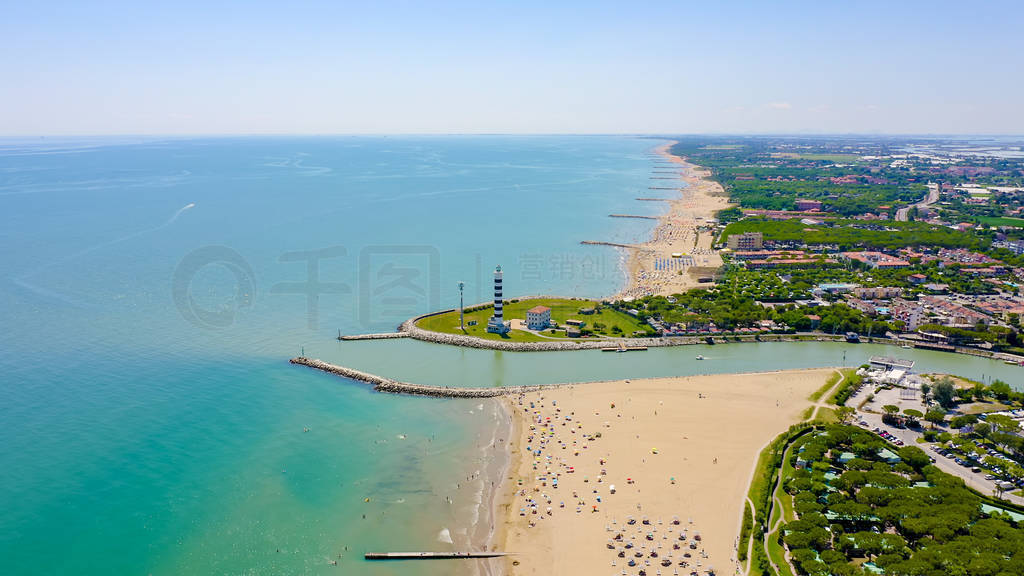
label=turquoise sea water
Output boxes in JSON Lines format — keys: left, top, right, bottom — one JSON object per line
{"left": 1, "top": 136, "right": 1020, "bottom": 575}
{"left": 0, "top": 136, "right": 662, "bottom": 575}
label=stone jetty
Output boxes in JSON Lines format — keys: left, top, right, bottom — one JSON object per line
{"left": 579, "top": 240, "right": 634, "bottom": 248}
{"left": 609, "top": 214, "right": 659, "bottom": 220}
{"left": 337, "top": 332, "right": 409, "bottom": 341}
{"left": 289, "top": 356, "right": 558, "bottom": 398}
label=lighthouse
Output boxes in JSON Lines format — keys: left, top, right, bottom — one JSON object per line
{"left": 486, "top": 265, "right": 511, "bottom": 334}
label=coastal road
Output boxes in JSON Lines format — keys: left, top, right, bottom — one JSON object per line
{"left": 895, "top": 184, "right": 940, "bottom": 222}
{"left": 856, "top": 411, "right": 1024, "bottom": 506}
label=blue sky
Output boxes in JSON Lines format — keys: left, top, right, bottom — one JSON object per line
{"left": 2, "top": 1, "right": 1021, "bottom": 135}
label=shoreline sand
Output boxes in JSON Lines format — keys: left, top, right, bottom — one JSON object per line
{"left": 618, "top": 142, "right": 733, "bottom": 299}
{"left": 495, "top": 368, "right": 835, "bottom": 576}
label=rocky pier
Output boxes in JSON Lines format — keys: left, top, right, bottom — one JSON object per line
{"left": 289, "top": 356, "right": 558, "bottom": 398}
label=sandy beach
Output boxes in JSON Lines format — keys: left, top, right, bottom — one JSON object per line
{"left": 497, "top": 368, "right": 834, "bottom": 576}
{"left": 618, "top": 142, "right": 733, "bottom": 299}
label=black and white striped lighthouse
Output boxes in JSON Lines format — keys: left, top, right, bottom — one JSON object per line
{"left": 493, "top": 265, "right": 503, "bottom": 320}
{"left": 486, "top": 265, "right": 510, "bottom": 334}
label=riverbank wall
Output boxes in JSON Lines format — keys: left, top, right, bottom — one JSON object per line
{"left": 351, "top": 302, "right": 1024, "bottom": 363}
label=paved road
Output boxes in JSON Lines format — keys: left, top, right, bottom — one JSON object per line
{"left": 857, "top": 411, "right": 1024, "bottom": 506}
{"left": 895, "top": 185, "right": 940, "bottom": 222}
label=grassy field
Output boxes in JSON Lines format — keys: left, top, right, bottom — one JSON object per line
{"left": 766, "top": 530, "right": 797, "bottom": 576}
{"left": 978, "top": 215, "right": 1024, "bottom": 228}
{"left": 414, "top": 297, "right": 645, "bottom": 342}
{"left": 814, "top": 406, "right": 839, "bottom": 423}
{"left": 807, "top": 371, "right": 841, "bottom": 402}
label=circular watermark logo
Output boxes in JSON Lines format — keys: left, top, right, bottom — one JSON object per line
{"left": 172, "top": 246, "right": 255, "bottom": 329}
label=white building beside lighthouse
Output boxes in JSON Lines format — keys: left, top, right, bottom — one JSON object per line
{"left": 486, "top": 265, "right": 511, "bottom": 334}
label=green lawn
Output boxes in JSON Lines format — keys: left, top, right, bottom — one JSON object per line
{"left": 414, "top": 298, "right": 645, "bottom": 341}
{"left": 978, "top": 216, "right": 1024, "bottom": 228}
{"left": 808, "top": 371, "right": 840, "bottom": 402}
{"left": 815, "top": 406, "right": 839, "bottom": 423}
{"left": 766, "top": 530, "right": 797, "bottom": 576}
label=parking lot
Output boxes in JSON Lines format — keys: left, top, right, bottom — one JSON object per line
{"left": 857, "top": 411, "right": 1024, "bottom": 505}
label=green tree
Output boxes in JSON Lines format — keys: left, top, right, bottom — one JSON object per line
{"left": 898, "top": 445, "right": 930, "bottom": 470}
{"left": 989, "top": 380, "right": 1012, "bottom": 401}
{"left": 950, "top": 414, "right": 978, "bottom": 429}
{"left": 924, "top": 409, "right": 946, "bottom": 427}
{"left": 933, "top": 378, "right": 957, "bottom": 409}
{"left": 836, "top": 406, "right": 856, "bottom": 424}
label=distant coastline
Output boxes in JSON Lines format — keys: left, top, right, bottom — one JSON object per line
{"left": 616, "top": 141, "right": 733, "bottom": 299}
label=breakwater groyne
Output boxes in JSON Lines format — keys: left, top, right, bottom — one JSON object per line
{"left": 580, "top": 240, "right": 634, "bottom": 248}
{"left": 290, "top": 356, "right": 558, "bottom": 397}
{"left": 609, "top": 214, "right": 659, "bottom": 220}
{"left": 337, "top": 332, "right": 409, "bottom": 341}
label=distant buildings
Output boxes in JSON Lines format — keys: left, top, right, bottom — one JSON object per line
{"left": 841, "top": 251, "right": 911, "bottom": 269}
{"left": 889, "top": 299, "right": 926, "bottom": 330}
{"left": 853, "top": 286, "right": 903, "bottom": 299}
{"left": 920, "top": 295, "right": 992, "bottom": 327}
{"left": 993, "top": 240, "right": 1024, "bottom": 255}
{"left": 526, "top": 305, "right": 551, "bottom": 330}
{"left": 817, "top": 283, "right": 858, "bottom": 294}
{"left": 794, "top": 199, "right": 823, "bottom": 211}
{"left": 727, "top": 232, "right": 764, "bottom": 250}
{"left": 746, "top": 257, "right": 837, "bottom": 269}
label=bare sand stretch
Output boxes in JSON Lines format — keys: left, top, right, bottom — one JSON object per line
{"left": 497, "top": 368, "right": 834, "bottom": 576}
{"left": 619, "top": 142, "right": 733, "bottom": 299}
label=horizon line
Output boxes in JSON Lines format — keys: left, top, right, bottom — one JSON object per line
{"left": 2, "top": 132, "right": 1023, "bottom": 139}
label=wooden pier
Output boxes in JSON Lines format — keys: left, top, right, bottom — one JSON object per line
{"left": 365, "top": 552, "right": 510, "bottom": 560}
{"left": 636, "top": 197, "right": 670, "bottom": 201}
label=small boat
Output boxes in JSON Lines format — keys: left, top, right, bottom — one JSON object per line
{"left": 901, "top": 344, "right": 912, "bottom": 349}
{"left": 695, "top": 355, "right": 705, "bottom": 360}
{"left": 845, "top": 332, "right": 861, "bottom": 343}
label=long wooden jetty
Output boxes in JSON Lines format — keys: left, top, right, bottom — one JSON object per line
{"left": 365, "top": 552, "right": 510, "bottom": 560}
{"left": 636, "top": 197, "right": 670, "bottom": 201}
